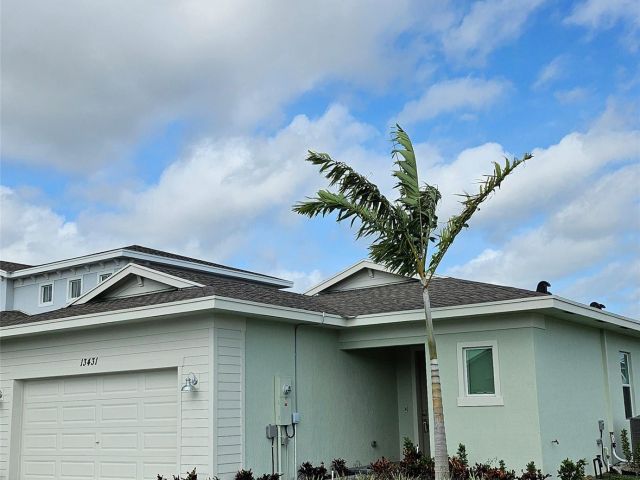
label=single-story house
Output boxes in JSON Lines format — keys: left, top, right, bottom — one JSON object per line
{"left": 0, "top": 245, "right": 638, "bottom": 480}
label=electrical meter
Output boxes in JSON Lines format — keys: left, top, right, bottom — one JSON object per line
{"left": 274, "top": 376, "right": 293, "bottom": 425}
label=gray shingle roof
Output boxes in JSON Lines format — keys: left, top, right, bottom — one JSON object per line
{"left": 315, "top": 277, "right": 545, "bottom": 317}
{"left": 0, "top": 261, "right": 545, "bottom": 328}
{"left": 0, "top": 261, "right": 33, "bottom": 272}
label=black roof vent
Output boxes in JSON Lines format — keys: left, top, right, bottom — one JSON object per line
{"left": 536, "top": 281, "right": 551, "bottom": 294}
{"left": 590, "top": 302, "right": 606, "bottom": 310}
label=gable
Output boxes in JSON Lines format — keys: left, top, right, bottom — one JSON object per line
{"left": 69, "top": 263, "right": 204, "bottom": 305}
{"left": 305, "top": 260, "right": 416, "bottom": 295}
{"left": 101, "top": 275, "right": 176, "bottom": 299}
{"left": 326, "top": 267, "right": 409, "bottom": 292}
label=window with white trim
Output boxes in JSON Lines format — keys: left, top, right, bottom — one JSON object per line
{"left": 98, "top": 272, "right": 113, "bottom": 283}
{"left": 67, "top": 278, "right": 82, "bottom": 300}
{"left": 620, "top": 351, "right": 634, "bottom": 419}
{"left": 457, "top": 340, "right": 503, "bottom": 406}
{"left": 39, "top": 283, "right": 54, "bottom": 306}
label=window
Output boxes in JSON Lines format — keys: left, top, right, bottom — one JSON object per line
{"left": 620, "top": 352, "right": 634, "bottom": 419}
{"left": 67, "top": 278, "right": 82, "bottom": 300}
{"left": 98, "top": 272, "right": 113, "bottom": 283}
{"left": 39, "top": 283, "right": 54, "bottom": 306}
{"left": 457, "top": 340, "right": 503, "bottom": 406}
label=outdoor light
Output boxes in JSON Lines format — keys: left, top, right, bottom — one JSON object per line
{"left": 181, "top": 372, "right": 198, "bottom": 393}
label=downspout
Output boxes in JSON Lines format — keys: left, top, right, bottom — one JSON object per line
{"left": 600, "top": 330, "right": 614, "bottom": 432}
{"left": 292, "top": 311, "right": 328, "bottom": 479}
{"left": 600, "top": 329, "right": 615, "bottom": 467}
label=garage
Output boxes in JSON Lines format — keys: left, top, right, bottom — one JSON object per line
{"left": 19, "top": 369, "right": 178, "bottom": 480}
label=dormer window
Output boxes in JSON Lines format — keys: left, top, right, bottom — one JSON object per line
{"left": 39, "top": 283, "right": 54, "bottom": 306}
{"left": 98, "top": 272, "right": 113, "bottom": 283}
{"left": 67, "top": 278, "right": 83, "bottom": 300}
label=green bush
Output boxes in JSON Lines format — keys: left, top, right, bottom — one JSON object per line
{"left": 557, "top": 459, "right": 586, "bottom": 480}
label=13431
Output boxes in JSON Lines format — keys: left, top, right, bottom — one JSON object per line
{"left": 80, "top": 357, "right": 98, "bottom": 366}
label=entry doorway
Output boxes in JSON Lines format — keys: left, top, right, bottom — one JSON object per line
{"left": 414, "top": 350, "right": 430, "bottom": 454}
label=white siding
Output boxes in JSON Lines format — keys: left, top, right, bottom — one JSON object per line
{"left": 215, "top": 320, "right": 245, "bottom": 478}
{"left": 0, "top": 313, "right": 230, "bottom": 479}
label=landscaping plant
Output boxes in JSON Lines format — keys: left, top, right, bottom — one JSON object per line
{"left": 519, "top": 461, "right": 550, "bottom": 480}
{"left": 298, "top": 461, "right": 328, "bottom": 480}
{"left": 331, "top": 458, "right": 350, "bottom": 477}
{"left": 294, "top": 126, "right": 531, "bottom": 480}
{"left": 557, "top": 459, "right": 586, "bottom": 480}
{"left": 236, "top": 470, "right": 255, "bottom": 480}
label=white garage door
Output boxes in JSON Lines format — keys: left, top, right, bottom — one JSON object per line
{"left": 20, "top": 369, "right": 178, "bottom": 480}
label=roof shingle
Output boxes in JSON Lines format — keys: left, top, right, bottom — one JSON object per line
{"left": 0, "top": 262, "right": 545, "bottom": 328}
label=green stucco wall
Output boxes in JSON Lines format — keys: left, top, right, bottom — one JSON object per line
{"left": 533, "top": 318, "right": 640, "bottom": 475}
{"left": 533, "top": 318, "right": 608, "bottom": 474}
{"left": 434, "top": 322, "right": 544, "bottom": 470}
{"left": 244, "top": 320, "right": 401, "bottom": 478}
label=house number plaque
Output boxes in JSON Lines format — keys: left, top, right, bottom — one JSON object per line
{"left": 80, "top": 357, "right": 98, "bottom": 366}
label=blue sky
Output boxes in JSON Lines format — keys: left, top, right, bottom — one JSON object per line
{"left": 1, "top": 0, "right": 639, "bottom": 316}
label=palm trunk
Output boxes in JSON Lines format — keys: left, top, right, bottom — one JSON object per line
{"left": 422, "top": 285, "right": 448, "bottom": 480}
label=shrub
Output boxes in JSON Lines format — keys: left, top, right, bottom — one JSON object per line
{"left": 371, "top": 457, "right": 394, "bottom": 479}
{"left": 257, "top": 474, "right": 281, "bottom": 480}
{"left": 457, "top": 445, "right": 469, "bottom": 468}
{"left": 621, "top": 429, "right": 633, "bottom": 463}
{"left": 236, "top": 470, "right": 254, "bottom": 480}
{"left": 298, "top": 462, "right": 327, "bottom": 480}
{"left": 157, "top": 468, "right": 202, "bottom": 480}
{"left": 397, "top": 438, "right": 434, "bottom": 479}
{"left": 557, "top": 459, "right": 586, "bottom": 480}
{"left": 520, "top": 461, "right": 550, "bottom": 480}
{"left": 331, "top": 459, "right": 350, "bottom": 477}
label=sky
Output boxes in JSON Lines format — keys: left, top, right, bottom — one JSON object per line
{"left": 1, "top": 0, "right": 639, "bottom": 317}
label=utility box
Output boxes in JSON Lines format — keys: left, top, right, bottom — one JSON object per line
{"left": 274, "top": 376, "right": 293, "bottom": 425}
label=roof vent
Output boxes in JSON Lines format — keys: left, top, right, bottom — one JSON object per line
{"left": 590, "top": 302, "right": 606, "bottom": 310}
{"left": 536, "top": 281, "right": 551, "bottom": 294}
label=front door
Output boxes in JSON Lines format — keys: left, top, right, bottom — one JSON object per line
{"left": 415, "top": 351, "right": 430, "bottom": 454}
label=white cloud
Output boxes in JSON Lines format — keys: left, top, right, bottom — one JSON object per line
{"left": 0, "top": 105, "right": 379, "bottom": 265}
{"left": 554, "top": 87, "right": 589, "bottom": 103}
{"left": 566, "top": 0, "right": 640, "bottom": 50}
{"left": 0, "top": 187, "right": 96, "bottom": 264}
{"left": 566, "top": 0, "right": 640, "bottom": 30}
{"left": 441, "top": 105, "right": 640, "bottom": 315}
{"left": 443, "top": 0, "right": 546, "bottom": 63}
{"left": 533, "top": 56, "right": 566, "bottom": 89}
{"left": 1, "top": 0, "right": 420, "bottom": 171}
{"left": 395, "top": 77, "right": 508, "bottom": 125}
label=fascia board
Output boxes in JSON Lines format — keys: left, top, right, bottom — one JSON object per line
{"left": 213, "top": 296, "right": 346, "bottom": 327}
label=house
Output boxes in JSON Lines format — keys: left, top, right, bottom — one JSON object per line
{"left": 0, "top": 245, "right": 638, "bottom": 480}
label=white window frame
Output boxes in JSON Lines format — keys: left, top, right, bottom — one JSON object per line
{"left": 97, "top": 271, "right": 113, "bottom": 284}
{"left": 67, "top": 277, "right": 83, "bottom": 301}
{"left": 457, "top": 340, "right": 503, "bottom": 407}
{"left": 621, "top": 351, "right": 634, "bottom": 419}
{"left": 38, "top": 282, "right": 54, "bottom": 307}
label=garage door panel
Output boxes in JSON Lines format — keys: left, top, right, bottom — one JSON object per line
{"left": 20, "top": 369, "right": 178, "bottom": 480}
{"left": 99, "top": 461, "right": 137, "bottom": 480}
{"left": 23, "top": 405, "right": 58, "bottom": 426}
{"left": 22, "top": 459, "right": 56, "bottom": 477}
{"left": 63, "top": 404, "right": 97, "bottom": 423}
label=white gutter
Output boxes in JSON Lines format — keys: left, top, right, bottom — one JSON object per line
{"left": 1, "top": 248, "right": 292, "bottom": 288}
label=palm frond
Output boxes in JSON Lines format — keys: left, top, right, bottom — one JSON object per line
{"left": 293, "top": 190, "right": 393, "bottom": 240}
{"left": 391, "top": 125, "right": 420, "bottom": 207}
{"left": 305, "top": 151, "right": 393, "bottom": 218}
{"left": 426, "top": 153, "right": 532, "bottom": 282}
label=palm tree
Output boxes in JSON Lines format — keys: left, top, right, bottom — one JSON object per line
{"left": 293, "top": 125, "right": 531, "bottom": 480}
